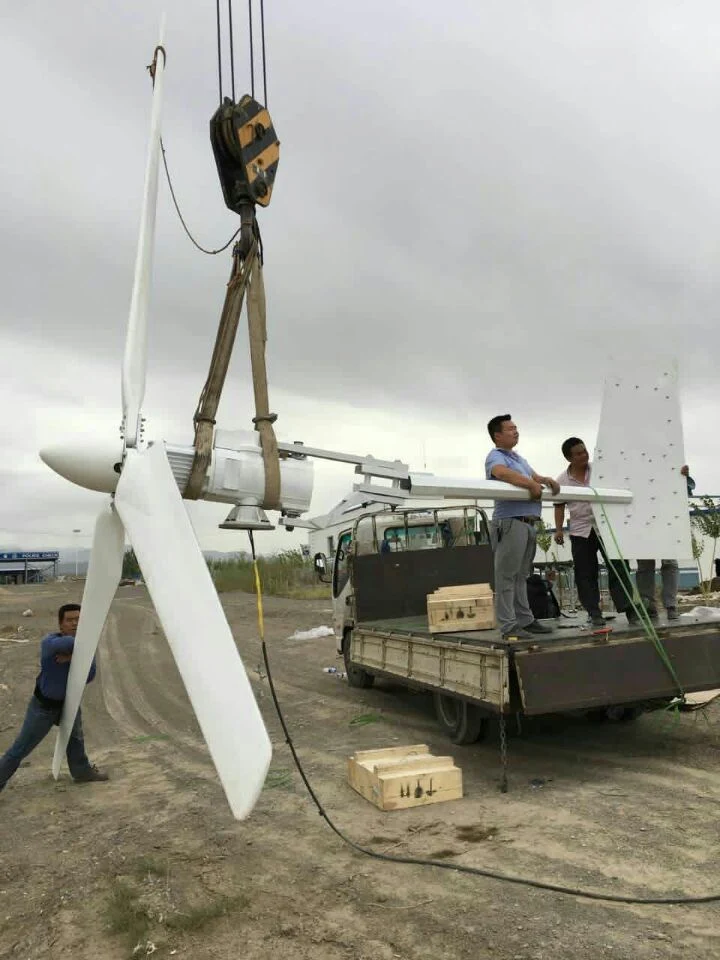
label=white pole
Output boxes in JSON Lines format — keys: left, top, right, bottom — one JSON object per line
{"left": 406, "top": 474, "right": 633, "bottom": 504}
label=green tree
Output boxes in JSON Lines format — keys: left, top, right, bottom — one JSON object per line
{"left": 691, "top": 530, "right": 705, "bottom": 595}
{"left": 691, "top": 497, "right": 720, "bottom": 596}
{"left": 535, "top": 517, "right": 552, "bottom": 565}
{"left": 122, "top": 548, "right": 141, "bottom": 579}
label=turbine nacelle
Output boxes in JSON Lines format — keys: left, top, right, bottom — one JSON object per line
{"left": 39, "top": 429, "right": 314, "bottom": 515}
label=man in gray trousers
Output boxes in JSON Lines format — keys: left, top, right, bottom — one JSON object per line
{"left": 636, "top": 465, "right": 695, "bottom": 622}
{"left": 485, "top": 414, "right": 560, "bottom": 640}
{"left": 636, "top": 559, "right": 679, "bottom": 620}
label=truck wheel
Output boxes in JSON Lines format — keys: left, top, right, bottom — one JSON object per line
{"left": 607, "top": 705, "right": 642, "bottom": 723}
{"left": 433, "top": 692, "right": 488, "bottom": 745}
{"left": 588, "top": 706, "right": 642, "bottom": 723}
{"left": 586, "top": 708, "right": 608, "bottom": 723}
{"left": 343, "top": 630, "right": 374, "bottom": 689}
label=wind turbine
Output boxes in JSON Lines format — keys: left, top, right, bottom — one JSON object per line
{"left": 39, "top": 31, "right": 286, "bottom": 821}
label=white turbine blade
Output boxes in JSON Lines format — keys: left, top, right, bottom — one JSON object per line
{"left": 114, "top": 443, "right": 272, "bottom": 820}
{"left": 52, "top": 506, "right": 125, "bottom": 778}
{"left": 121, "top": 25, "right": 166, "bottom": 447}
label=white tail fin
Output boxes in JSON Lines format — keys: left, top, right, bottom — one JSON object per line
{"left": 593, "top": 359, "right": 692, "bottom": 561}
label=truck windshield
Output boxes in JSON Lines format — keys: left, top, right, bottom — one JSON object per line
{"left": 379, "top": 513, "right": 485, "bottom": 552}
{"left": 381, "top": 524, "right": 438, "bottom": 551}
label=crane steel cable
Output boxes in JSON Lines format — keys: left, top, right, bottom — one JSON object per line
{"left": 215, "top": 0, "right": 223, "bottom": 104}
{"left": 259, "top": 0, "right": 268, "bottom": 105}
{"left": 248, "top": 0, "right": 255, "bottom": 98}
{"left": 228, "top": 0, "right": 236, "bottom": 102}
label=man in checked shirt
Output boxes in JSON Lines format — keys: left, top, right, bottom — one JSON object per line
{"left": 553, "top": 437, "right": 638, "bottom": 627}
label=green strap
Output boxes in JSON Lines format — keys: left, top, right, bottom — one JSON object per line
{"left": 590, "top": 488, "right": 685, "bottom": 701}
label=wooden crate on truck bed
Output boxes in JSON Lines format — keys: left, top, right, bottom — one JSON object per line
{"left": 347, "top": 744, "right": 463, "bottom": 811}
{"left": 427, "top": 583, "right": 495, "bottom": 634}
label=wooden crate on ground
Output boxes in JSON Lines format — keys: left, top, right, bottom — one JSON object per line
{"left": 347, "top": 743, "right": 463, "bottom": 811}
{"left": 427, "top": 583, "right": 495, "bottom": 634}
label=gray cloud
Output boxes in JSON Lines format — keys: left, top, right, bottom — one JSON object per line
{"left": 2, "top": 1, "right": 720, "bottom": 552}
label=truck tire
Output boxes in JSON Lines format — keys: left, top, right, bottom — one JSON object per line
{"left": 343, "top": 629, "right": 374, "bottom": 689}
{"left": 433, "top": 692, "right": 488, "bottom": 745}
{"left": 607, "top": 705, "right": 642, "bottom": 723}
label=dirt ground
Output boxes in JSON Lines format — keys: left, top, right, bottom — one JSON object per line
{"left": 1, "top": 581, "right": 719, "bottom": 960}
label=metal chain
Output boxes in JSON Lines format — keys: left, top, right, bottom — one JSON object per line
{"left": 499, "top": 710, "right": 508, "bottom": 793}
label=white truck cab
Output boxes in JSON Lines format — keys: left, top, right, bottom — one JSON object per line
{"left": 313, "top": 505, "right": 491, "bottom": 682}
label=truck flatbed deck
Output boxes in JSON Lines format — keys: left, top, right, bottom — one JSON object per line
{"left": 355, "top": 611, "right": 693, "bottom": 651}
{"left": 358, "top": 613, "right": 720, "bottom": 651}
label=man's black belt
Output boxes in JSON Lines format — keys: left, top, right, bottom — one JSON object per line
{"left": 515, "top": 516, "right": 539, "bottom": 524}
{"left": 33, "top": 684, "right": 64, "bottom": 709}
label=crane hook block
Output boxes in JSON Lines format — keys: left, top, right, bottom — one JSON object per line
{"left": 210, "top": 95, "right": 280, "bottom": 211}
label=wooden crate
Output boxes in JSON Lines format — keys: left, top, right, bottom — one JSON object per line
{"left": 427, "top": 583, "right": 495, "bottom": 633}
{"left": 347, "top": 744, "right": 463, "bottom": 811}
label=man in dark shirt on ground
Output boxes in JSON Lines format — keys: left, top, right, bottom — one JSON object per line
{"left": 0, "top": 603, "right": 108, "bottom": 792}
{"left": 485, "top": 414, "right": 560, "bottom": 640}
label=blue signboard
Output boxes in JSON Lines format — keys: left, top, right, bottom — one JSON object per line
{"left": 0, "top": 551, "right": 59, "bottom": 561}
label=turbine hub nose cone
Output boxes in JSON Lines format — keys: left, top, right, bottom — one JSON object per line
{"left": 40, "top": 439, "right": 123, "bottom": 494}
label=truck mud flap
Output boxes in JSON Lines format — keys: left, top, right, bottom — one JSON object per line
{"left": 514, "top": 628, "right": 720, "bottom": 715}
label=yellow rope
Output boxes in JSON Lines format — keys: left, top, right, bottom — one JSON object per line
{"left": 252, "top": 557, "right": 265, "bottom": 641}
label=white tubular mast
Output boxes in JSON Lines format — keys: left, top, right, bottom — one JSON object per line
{"left": 275, "top": 441, "right": 633, "bottom": 510}
{"left": 405, "top": 475, "right": 631, "bottom": 504}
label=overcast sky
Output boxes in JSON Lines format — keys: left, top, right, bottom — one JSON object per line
{"left": 2, "top": 1, "right": 720, "bottom": 558}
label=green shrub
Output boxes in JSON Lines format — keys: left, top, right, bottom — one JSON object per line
{"left": 207, "top": 549, "right": 327, "bottom": 598}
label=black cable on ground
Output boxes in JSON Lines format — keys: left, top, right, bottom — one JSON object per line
{"left": 260, "top": 638, "right": 720, "bottom": 905}
{"left": 160, "top": 139, "right": 240, "bottom": 254}
{"left": 249, "top": 536, "right": 720, "bottom": 906}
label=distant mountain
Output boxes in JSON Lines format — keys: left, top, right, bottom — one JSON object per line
{"left": 202, "top": 551, "right": 249, "bottom": 561}
{"left": 54, "top": 549, "right": 246, "bottom": 577}
{"left": 57, "top": 562, "right": 88, "bottom": 576}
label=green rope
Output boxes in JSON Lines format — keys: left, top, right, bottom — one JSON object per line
{"left": 590, "top": 488, "right": 686, "bottom": 702}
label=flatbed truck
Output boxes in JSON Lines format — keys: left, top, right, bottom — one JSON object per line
{"left": 314, "top": 505, "right": 720, "bottom": 745}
